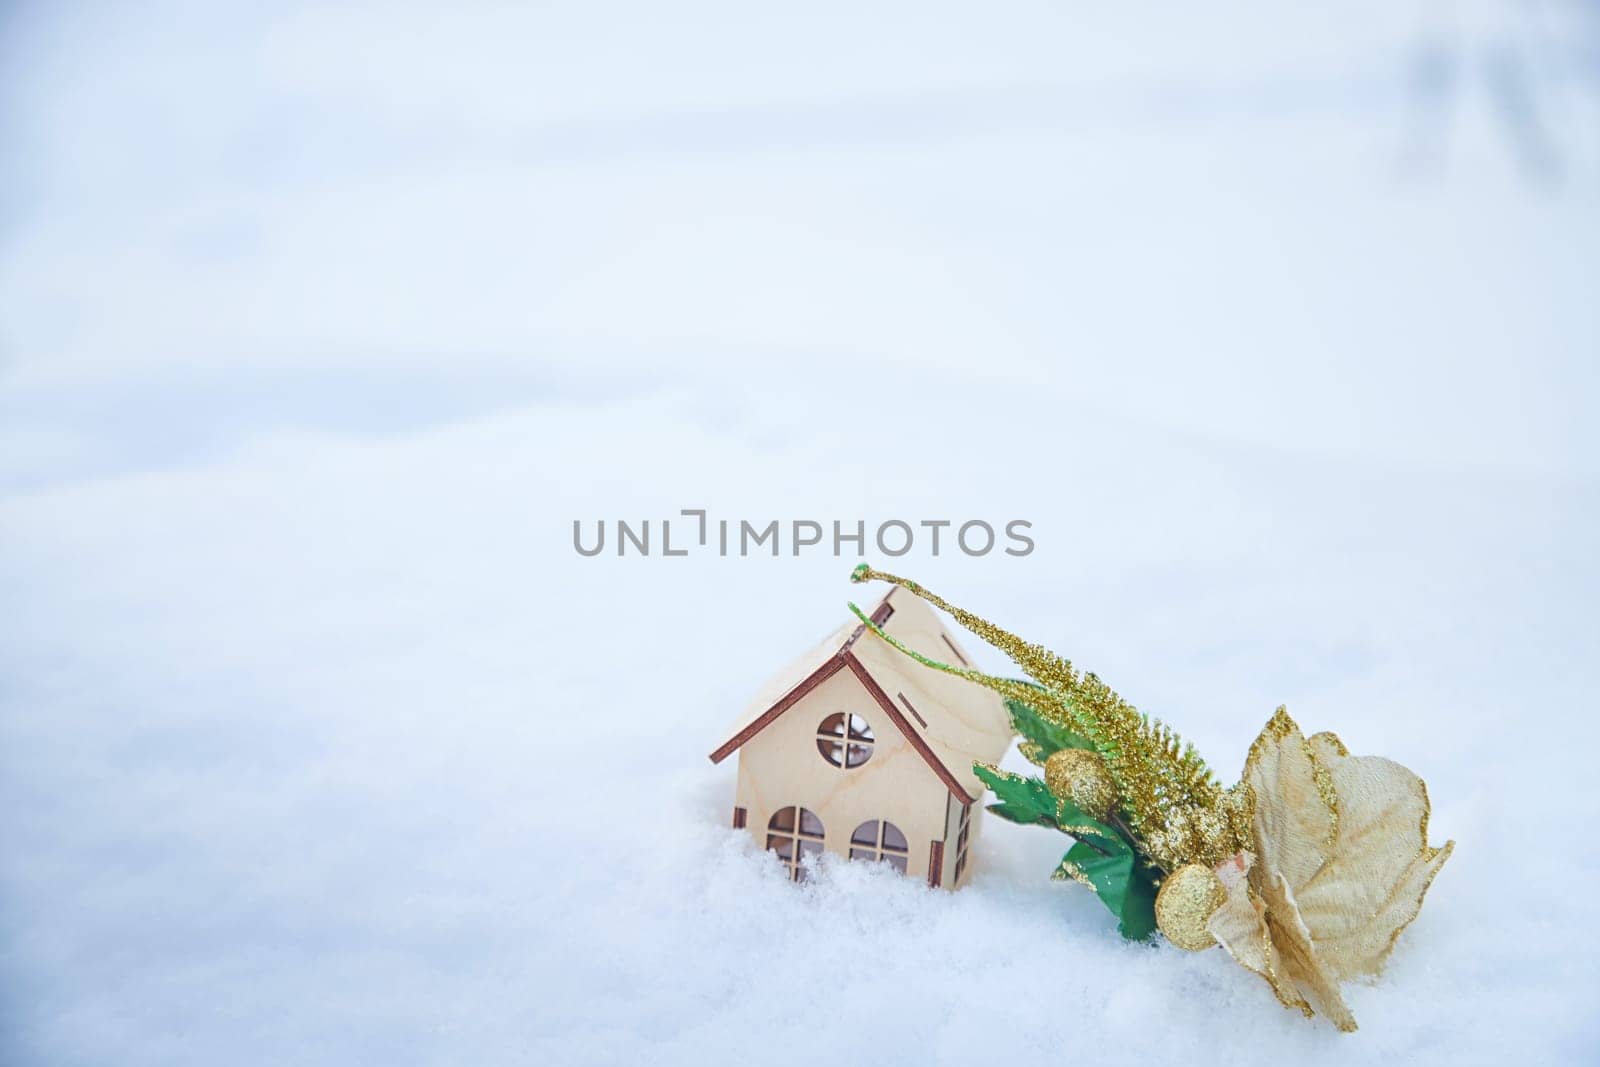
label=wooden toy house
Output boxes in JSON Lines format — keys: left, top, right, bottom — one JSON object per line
{"left": 708, "top": 586, "right": 1012, "bottom": 888}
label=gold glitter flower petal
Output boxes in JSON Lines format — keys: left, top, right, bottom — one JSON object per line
{"left": 1216, "top": 709, "right": 1454, "bottom": 1032}
{"left": 1295, "top": 734, "right": 1456, "bottom": 981}
{"left": 1260, "top": 871, "right": 1358, "bottom": 1032}
{"left": 1208, "top": 852, "right": 1311, "bottom": 1017}
{"left": 1242, "top": 707, "right": 1336, "bottom": 889}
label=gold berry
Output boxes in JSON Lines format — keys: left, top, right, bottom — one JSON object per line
{"left": 1044, "top": 748, "right": 1118, "bottom": 819}
{"left": 1155, "top": 863, "right": 1226, "bottom": 951}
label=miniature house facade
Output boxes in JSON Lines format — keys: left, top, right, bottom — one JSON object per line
{"left": 709, "top": 587, "right": 1011, "bottom": 888}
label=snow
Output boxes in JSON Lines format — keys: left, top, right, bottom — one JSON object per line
{"left": 2, "top": 3, "right": 1598, "bottom": 1064}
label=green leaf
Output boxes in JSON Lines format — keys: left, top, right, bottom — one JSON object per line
{"left": 1054, "top": 841, "right": 1159, "bottom": 941}
{"left": 972, "top": 764, "right": 1124, "bottom": 853}
{"left": 1005, "top": 692, "right": 1094, "bottom": 767}
{"left": 973, "top": 761, "right": 1159, "bottom": 942}
{"left": 1051, "top": 811, "right": 1128, "bottom": 858}
{"left": 973, "top": 762, "right": 1060, "bottom": 827}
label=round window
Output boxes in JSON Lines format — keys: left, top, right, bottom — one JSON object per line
{"left": 816, "top": 712, "right": 874, "bottom": 768}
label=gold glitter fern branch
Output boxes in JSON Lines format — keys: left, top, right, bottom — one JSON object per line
{"left": 848, "top": 563, "right": 1241, "bottom": 871}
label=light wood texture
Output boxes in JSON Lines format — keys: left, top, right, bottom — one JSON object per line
{"left": 852, "top": 588, "right": 1013, "bottom": 801}
{"left": 714, "top": 617, "right": 857, "bottom": 750}
{"left": 735, "top": 667, "right": 950, "bottom": 881}
{"left": 718, "top": 587, "right": 1015, "bottom": 890}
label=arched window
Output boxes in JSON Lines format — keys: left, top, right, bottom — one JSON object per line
{"left": 816, "top": 712, "right": 874, "bottom": 768}
{"left": 766, "top": 807, "right": 825, "bottom": 882}
{"left": 849, "top": 820, "right": 909, "bottom": 873}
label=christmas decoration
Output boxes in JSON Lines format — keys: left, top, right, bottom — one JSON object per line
{"left": 1044, "top": 748, "right": 1118, "bottom": 820}
{"left": 707, "top": 584, "right": 1013, "bottom": 888}
{"left": 1153, "top": 863, "right": 1226, "bottom": 951}
{"left": 847, "top": 563, "right": 1453, "bottom": 1032}
{"left": 1205, "top": 711, "right": 1453, "bottom": 1031}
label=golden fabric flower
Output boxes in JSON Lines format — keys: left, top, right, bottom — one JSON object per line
{"left": 1206, "top": 708, "right": 1454, "bottom": 1032}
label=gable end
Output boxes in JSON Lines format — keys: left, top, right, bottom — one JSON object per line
{"left": 841, "top": 650, "right": 975, "bottom": 805}
{"left": 707, "top": 653, "right": 847, "bottom": 765}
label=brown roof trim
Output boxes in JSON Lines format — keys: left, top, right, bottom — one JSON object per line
{"left": 707, "top": 654, "right": 847, "bottom": 764}
{"left": 838, "top": 626, "right": 867, "bottom": 652}
{"left": 842, "top": 650, "right": 975, "bottom": 805}
{"left": 705, "top": 588, "right": 976, "bottom": 803}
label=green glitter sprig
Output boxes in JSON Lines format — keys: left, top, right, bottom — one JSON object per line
{"left": 849, "top": 564, "right": 1241, "bottom": 871}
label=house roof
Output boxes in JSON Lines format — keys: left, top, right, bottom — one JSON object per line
{"left": 707, "top": 587, "right": 1013, "bottom": 804}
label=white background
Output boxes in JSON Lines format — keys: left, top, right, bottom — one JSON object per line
{"left": 2, "top": 3, "right": 1597, "bottom": 1064}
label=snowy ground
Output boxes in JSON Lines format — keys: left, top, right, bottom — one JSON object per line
{"left": 3, "top": 3, "right": 1599, "bottom": 1064}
